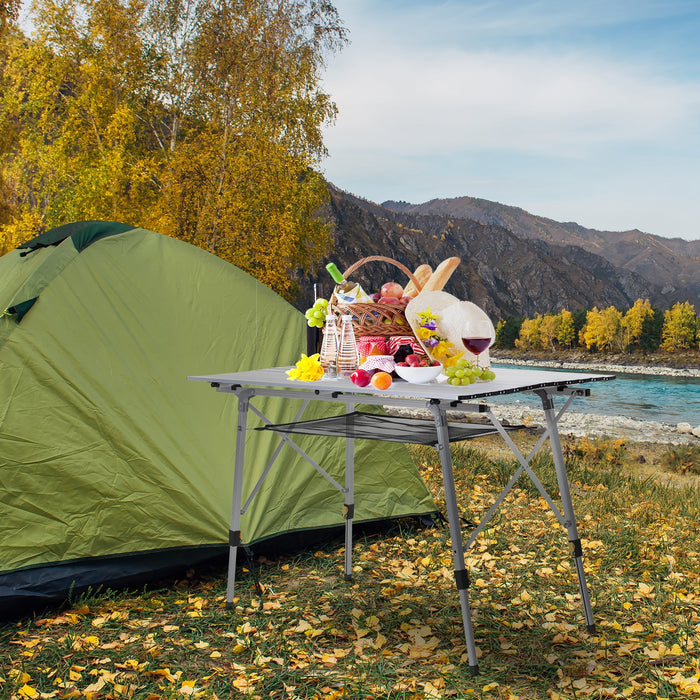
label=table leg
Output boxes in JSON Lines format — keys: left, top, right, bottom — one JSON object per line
{"left": 538, "top": 392, "right": 596, "bottom": 633}
{"left": 226, "top": 390, "right": 251, "bottom": 608}
{"left": 344, "top": 408, "right": 355, "bottom": 581}
{"left": 430, "top": 403, "right": 480, "bottom": 675}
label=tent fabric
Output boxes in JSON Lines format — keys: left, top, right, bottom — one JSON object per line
{"left": 0, "top": 225, "right": 436, "bottom": 615}
{"left": 16, "top": 220, "right": 135, "bottom": 254}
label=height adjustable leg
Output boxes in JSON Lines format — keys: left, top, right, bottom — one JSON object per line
{"left": 430, "top": 402, "right": 480, "bottom": 674}
{"left": 226, "top": 390, "right": 252, "bottom": 608}
{"left": 344, "top": 408, "right": 355, "bottom": 581}
{"left": 538, "top": 391, "right": 596, "bottom": 633}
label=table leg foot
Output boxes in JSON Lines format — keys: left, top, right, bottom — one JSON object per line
{"left": 469, "top": 664, "right": 480, "bottom": 675}
{"left": 226, "top": 542, "right": 239, "bottom": 607}
{"left": 225, "top": 601, "right": 235, "bottom": 610}
{"left": 344, "top": 574, "right": 353, "bottom": 582}
{"left": 587, "top": 624, "right": 596, "bottom": 634}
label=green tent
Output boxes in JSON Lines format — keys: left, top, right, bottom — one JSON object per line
{"left": 0, "top": 223, "right": 436, "bottom": 615}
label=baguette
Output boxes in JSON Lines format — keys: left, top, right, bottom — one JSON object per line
{"left": 420, "top": 257, "right": 461, "bottom": 292}
{"left": 403, "top": 264, "right": 432, "bottom": 297}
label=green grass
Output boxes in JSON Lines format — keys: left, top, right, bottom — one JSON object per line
{"left": 2, "top": 437, "right": 700, "bottom": 699}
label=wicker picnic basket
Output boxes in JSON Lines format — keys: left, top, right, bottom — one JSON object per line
{"left": 329, "top": 256, "right": 422, "bottom": 338}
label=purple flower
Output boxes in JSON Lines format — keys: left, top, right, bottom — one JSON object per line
{"left": 422, "top": 321, "right": 437, "bottom": 331}
{"left": 426, "top": 337, "right": 439, "bottom": 347}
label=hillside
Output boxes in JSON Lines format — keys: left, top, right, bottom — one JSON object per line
{"left": 383, "top": 196, "right": 700, "bottom": 308}
{"left": 295, "top": 186, "right": 667, "bottom": 319}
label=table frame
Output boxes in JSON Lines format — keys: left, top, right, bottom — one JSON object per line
{"left": 189, "top": 367, "right": 614, "bottom": 674}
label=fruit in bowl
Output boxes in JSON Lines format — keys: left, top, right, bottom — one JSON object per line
{"left": 394, "top": 363, "right": 442, "bottom": 384}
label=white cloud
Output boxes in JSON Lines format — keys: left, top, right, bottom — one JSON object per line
{"left": 324, "top": 45, "right": 699, "bottom": 158}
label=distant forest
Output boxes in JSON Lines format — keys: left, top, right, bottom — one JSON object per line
{"left": 495, "top": 299, "right": 699, "bottom": 354}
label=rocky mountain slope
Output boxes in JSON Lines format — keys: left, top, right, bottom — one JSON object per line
{"left": 296, "top": 186, "right": 672, "bottom": 320}
{"left": 383, "top": 196, "right": 700, "bottom": 308}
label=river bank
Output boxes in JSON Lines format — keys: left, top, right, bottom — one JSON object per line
{"left": 487, "top": 350, "right": 699, "bottom": 444}
{"left": 490, "top": 349, "right": 700, "bottom": 378}
{"left": 486, "top": 404, "right": 699, "bottom": 445}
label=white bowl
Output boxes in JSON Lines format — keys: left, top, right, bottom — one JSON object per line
{"left": 394, "top": 364, "right": 442, "bottom": 384}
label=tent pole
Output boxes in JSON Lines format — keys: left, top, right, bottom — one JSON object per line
{"left": 226, "top": 389, "right": 253, "bottom": 607}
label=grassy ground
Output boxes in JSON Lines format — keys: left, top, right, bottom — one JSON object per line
{"left": 2, "top": 436, "right": 700, "bottom": 699}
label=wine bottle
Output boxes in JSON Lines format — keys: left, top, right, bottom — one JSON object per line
{"left": 325, "top": 262, "right": 373, "bottom": 304}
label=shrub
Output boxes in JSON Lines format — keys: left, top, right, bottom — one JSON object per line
{"left": 662, "top": 444, "right": 700, "bottom": 475}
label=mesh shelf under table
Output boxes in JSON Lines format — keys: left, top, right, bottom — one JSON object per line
{"left": 259, "top": 411, "right": 520, "bottom": 446}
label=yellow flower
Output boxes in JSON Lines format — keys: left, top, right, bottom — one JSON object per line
{"left": 442, "top": 351, "right": 465, "bottom": 367}
{"left": 431, "top": 341, "right": 454, "bottom": 360}
{"left": 287, "top": 353, "right": 324, "bottom": 381}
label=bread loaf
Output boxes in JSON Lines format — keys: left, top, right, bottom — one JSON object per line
{"left": 420, "top": 257, "right": 461, "bottom": 292}
{"left": 403, "top": 264, "right": 432, "bottom": 297}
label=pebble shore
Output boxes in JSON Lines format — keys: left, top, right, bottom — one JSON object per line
{"left": 486, "top": 405, "right": 699, "bottom": 445}
{"left": 491, "top": 356, "right": 700, "bottom": 379}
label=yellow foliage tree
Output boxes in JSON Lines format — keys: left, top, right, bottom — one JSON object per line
{"left": 661, "top": 302, "right": 698, "bottom": 351}
{"left": 580, "top": 306, "right": 624, "bottom": 352}
{"left": 556, "top": 309, "right": 575, "bottom": 348}
{"left": 515, "top": 314, "right": 542, "bottom": 350}
{"left": 538, "top": 313, "right": 558, "bottom": 351}
{"left": 0, "top": 0, "right": 346, "bottom": 299}
{"left": 622, "top": 298, "right": 654, "bottom": 349}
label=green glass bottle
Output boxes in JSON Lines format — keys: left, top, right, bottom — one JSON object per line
{"left": 325, "top": 262, "right": 372, "bottom": 303}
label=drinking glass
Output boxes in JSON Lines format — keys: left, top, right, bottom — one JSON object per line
{"left": 461, "top": 319, "right": 493, "bottom": 369}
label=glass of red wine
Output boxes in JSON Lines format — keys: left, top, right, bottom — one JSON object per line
{"left": 461, "top": 319, "right": 493, "bottom": 369}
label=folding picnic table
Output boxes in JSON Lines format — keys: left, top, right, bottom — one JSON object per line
{"left": 188, "top": 366, "right": 614, "bottom": 673}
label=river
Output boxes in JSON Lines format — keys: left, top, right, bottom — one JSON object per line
{"left": 491, "top": 362, "right": 700, "bottom": 427}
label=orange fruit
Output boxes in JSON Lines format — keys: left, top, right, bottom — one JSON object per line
{"left": 370, "top": 371, "right": 392, "bottom": 390}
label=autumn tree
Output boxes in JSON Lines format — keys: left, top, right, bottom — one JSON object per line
{"left": 0, "top": 0, "right": 20, "bottom": 229}
{"left": 621, "top": 298, "right": 654, "bottom": 350}
{"left": 580, "top": 306, "right": 624, "bottom": 352}
{"left": 661, "top": 302, "right": 698, "bottom": 351}
{"left": 0, "top": 0, "right": 346, "bottom": 298}
{"left": 538, "top": 313, "right": 558, "bottom": 351}
{"left": 556, "top": 309, "right": 576, "bottom": 348}
{"left": 0, "top": 0, "right": 19, "bottom": 37}
{"left": 515, "top": 314, "right": 542, "bottom": 350}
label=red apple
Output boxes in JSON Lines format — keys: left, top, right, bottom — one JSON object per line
{"left": 369, "top": 292, "right": 381, "bottom": 302}
{"left": 350, "top": 368, "right": 372, "bottom": 387}
{"left": 379, "top": 296, "right": 400, "bottom": 305}
{"left": 400, "top": 295, "right": 413, "bottom": 305}
{"left": 381, "top": 281, "right": 404, "bottom": 299}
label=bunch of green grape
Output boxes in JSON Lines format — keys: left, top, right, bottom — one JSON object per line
{"left": 304, "top": 298, "right": 329, "bottom": 328}
{"left": 444, "top": 357, "right": 496, "bottom": 385}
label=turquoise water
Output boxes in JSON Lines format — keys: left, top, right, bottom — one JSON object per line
{"left": 491, "top": 363, "right": 700, "bottom": 425}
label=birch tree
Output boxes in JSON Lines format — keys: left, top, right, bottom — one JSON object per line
{"left": 0, "top": 0, "right": 345, "bottom": 298}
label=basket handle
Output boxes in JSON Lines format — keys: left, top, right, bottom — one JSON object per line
{"left": 342, "top": 256, "right": 422, "bottom": 293}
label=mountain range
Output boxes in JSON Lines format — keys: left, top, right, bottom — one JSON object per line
{"left": 296, "top": 186, "right": 699, "bottom": 320}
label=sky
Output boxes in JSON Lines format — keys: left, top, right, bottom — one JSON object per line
{"left": 319, "top": 0, "right": 700, "bottom": 240}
